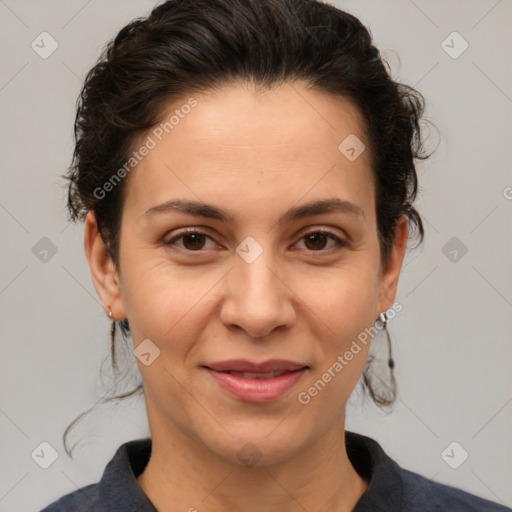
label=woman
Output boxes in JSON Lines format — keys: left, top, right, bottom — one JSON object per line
{"left": 40, "top": 0, "right": 510, "bottom": 510}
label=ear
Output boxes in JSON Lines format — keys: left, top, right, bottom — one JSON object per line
{"left": 377, "top": 214, "right": 409, "bottom": 314}
{"left": 84, "top": 210, "right": 126, "bottom": 320}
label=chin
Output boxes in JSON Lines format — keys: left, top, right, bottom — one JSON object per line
{"left": 207, "top": 426, "right": 310, "bottom": 468}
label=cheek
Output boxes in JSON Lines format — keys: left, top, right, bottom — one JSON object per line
{"left": 294, "top": 264, "right": 381, "bottom": 341}
{"left": 120, "top": 251, "right": 216, "bottom": 337}
{"left": 292, "top": 266, "right": 379, "bottom": 401}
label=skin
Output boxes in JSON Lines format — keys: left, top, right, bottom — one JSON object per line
{"left": 84, "top": 81, "right": 408, "bottom": 512}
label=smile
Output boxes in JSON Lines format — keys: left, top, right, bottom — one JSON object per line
{"left": 203, "top": 366, "right": 308, "bottom": 402}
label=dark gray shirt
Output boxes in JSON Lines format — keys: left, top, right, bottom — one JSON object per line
{"left": 39, "top": 431, "right": 511, "bottom": 511}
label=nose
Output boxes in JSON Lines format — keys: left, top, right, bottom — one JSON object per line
{"left": 219, "top": 250, "right": 296, "bottom": 338}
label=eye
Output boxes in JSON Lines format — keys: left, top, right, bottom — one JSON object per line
{"left": 294, "top": 230, "right": 347, "bottom": 252}
{"left": 163, "top": 230, "right": 217, "bottom": 251}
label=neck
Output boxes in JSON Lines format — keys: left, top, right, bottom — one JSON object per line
{"left": 137, "top": 407, "right": 369, "bottom": 512}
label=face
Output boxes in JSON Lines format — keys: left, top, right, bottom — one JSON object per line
{"left": 85, "top": 81, "right": 407, "bottom": 466}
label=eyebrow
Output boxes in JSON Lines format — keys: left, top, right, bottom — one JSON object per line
{"left": 142, "top": 197, "right": 365, "bottom": 223}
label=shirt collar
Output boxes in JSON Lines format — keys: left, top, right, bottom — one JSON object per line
{"left": 98, "top": 437, "right": 157, "bottom": 511}
{"left": 346, "top": 431, "right": 403, "bottom": 511}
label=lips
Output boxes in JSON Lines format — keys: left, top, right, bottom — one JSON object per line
{"left": 204, "top": 359, "right": 308, "bottom": 373}
{"left": 202, "top": 359, "right": 309, "bottom": 402}
{"left": 220, "top": 370, "right": 290, "bottom": 379}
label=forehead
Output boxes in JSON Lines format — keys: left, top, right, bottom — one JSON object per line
{"left": 122, "top": 81, "right": 374, "bottom": 222}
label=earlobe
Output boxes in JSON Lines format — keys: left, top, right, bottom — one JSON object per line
{"left": 378, "top": 215, "right": 409, "bottom": 314}
{"left": 84, "top": 211, "right": 126, "bottom": 319}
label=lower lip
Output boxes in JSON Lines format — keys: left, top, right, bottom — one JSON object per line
{"left": 204, "top": 368, "right": 307, "bottom": 402}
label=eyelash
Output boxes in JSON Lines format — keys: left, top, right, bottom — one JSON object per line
{"left": 163, "top": 228, "right": 348, "bottom": 254}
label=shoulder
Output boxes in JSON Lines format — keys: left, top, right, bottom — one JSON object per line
{"left": 345, "top": 431, "right": 510, "bottom": 512}
{"left": 38, "top": 483, "right": 99, "bottom": 512}
{"left": 399, "top": 467, "right": 511, "bottom": 511}
{"left": 38, "top": 437, "right": 154, "bottom": 512}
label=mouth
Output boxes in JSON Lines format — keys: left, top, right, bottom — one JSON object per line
{"left": 201, "top": 359, "right": 309, "bottom": 402}
{"left": 211, "top": 369, "right": 298, "bottom": 379}
{"left": 203, "top": 358, "right": 308, "bottom": 373}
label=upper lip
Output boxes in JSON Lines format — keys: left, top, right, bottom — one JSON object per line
{"left": 203, "top": 359, "right": 309, "bottom": 373}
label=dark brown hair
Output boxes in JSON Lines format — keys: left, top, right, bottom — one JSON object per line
{"left": 61, "top": 0, "right": 434, "bottom": 456}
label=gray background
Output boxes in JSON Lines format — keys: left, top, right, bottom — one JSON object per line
{"left": 1, "top": 0, "right": 511, "bottom": 510}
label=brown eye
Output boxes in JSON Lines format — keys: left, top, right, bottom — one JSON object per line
{"left": 181, "top": 233, "right": 207, "bottom": 250}
{"left": 164, "top": 230, "right": 216, "bottom": 251}
{"left": 295, "top": 230, "right": 347, "bottom": 252}
{"left": 304, "top": 232, "right": 329, "bottom": 250}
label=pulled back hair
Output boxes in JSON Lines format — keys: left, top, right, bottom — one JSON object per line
{"left": 62, "top": 0, "right": 434, "bottom": 456}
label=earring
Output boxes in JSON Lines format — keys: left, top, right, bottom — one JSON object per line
{"left": 374, "top": 312, "right": 394, "bottom": 369}
{"left": 108, "top": 309, "right": 113, "bottom": 320}
{"left": 380, "top": 312, "right": 395, "bottom": 369}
